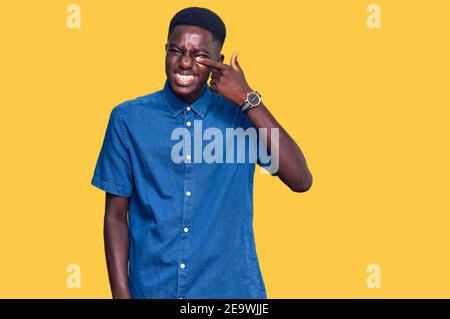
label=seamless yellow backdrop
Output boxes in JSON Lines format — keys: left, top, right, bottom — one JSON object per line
{"left": 0, "top": 0, "right": 449, "bottom": 298}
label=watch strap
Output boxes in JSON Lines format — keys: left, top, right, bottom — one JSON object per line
{"left": 240, "top": 101, "right": 252, "bottom": 113}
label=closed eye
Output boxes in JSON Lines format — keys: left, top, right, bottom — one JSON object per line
{"left": 169, "top": 48, "right": 182, "bottom": 54}
{"left": 194, "top": 54, "right": 209, "bottom": 58}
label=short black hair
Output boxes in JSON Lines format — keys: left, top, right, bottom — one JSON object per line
{"left": 168, "top": 7, "right": 226, "bottom": 51}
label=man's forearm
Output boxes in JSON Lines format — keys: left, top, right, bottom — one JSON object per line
{"left": 246, "top": 101, "right": 313, "bottom": 192}
{"left": 194, "top": 54, "right": 312, "bottom": 192}
{"left": 104, "top": 213, "right": 131, "bottom": 299}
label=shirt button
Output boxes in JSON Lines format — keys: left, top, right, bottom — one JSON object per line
{"left": 186, "top": 191, "right": 191, "bottom": 196}
{"left": 186, "top": 121, "right": 192, "bottom": 127}
{"left": 180, "top": 263, "right": 186, "bottom": 269}
{"left": 183, "top": 227, "right": 189, "bottom": 233}
{"left": 186, "top": 154, "right": 191, "bottom": 161}
{"left": 186, "top": 106, "right": 191, "bottom": 111}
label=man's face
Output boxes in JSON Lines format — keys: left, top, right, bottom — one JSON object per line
{"left": 165, "top": 25, "right": 224, "bottom": 104}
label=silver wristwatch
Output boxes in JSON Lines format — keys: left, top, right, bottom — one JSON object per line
{"left": 240, "top": 91, "right": 261, "bottom": 113}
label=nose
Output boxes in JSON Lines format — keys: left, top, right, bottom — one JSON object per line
{"left": 179, "top": 53, "right": 194, "bottom": 69}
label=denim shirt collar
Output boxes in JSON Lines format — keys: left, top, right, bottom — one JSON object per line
{"left": 162, "top": 79, "right": 212, "bottom": 119}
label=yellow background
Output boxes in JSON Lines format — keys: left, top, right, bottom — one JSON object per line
{"left": 1, "top": 0, "right": 449, "bottom": 298}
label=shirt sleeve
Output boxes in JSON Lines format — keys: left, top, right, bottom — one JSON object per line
{"left": 91, "top": 106, "right": 135, "bottom": 197}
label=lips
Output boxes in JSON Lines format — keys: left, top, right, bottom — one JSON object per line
{"left": 173, "top": 72, "right": 198, "bottom": 87}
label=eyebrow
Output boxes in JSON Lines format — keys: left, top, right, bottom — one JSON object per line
{"left": 168, "top": 43, "right": 211, "bottom": 56}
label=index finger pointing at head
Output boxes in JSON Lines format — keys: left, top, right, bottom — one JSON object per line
{"left": 194, "top": 57, "right": 228, "bottom": 70}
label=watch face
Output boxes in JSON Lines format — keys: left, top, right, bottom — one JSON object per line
{"left": 248, "top": 92, "right": 260, "bottom": 106}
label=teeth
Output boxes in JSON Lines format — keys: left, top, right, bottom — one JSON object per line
{"left": 176, "top": 73, "right": 195, "bottom": 81}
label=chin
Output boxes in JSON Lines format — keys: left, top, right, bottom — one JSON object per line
{"left": 169, "top": 77, "right": 206, "bottom": 96}
{"left": 171, "top": 85, "right": 196, "bottom": 96}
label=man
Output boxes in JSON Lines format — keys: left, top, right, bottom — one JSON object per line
{"left": 91, "top": 7, "right": 312, "bottom": 299}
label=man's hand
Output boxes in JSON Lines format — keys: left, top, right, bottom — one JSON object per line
{"left": 195, "top": 52, "right": 252, "bottom": 106}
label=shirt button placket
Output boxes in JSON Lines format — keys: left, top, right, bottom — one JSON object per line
{"left": 177, "top": 104, "right": 194, "bottom": 299}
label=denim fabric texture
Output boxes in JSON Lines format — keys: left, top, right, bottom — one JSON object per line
{"left": 91, "top": 80, "right": 272, "bottom": 298}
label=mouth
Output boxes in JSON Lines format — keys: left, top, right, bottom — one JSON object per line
{"left": 173, "top": 72, "right": 198, "bottom": 87}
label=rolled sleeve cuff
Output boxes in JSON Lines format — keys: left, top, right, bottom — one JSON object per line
{"left": 91, "top": 175, "right": 133, "bottom": 197}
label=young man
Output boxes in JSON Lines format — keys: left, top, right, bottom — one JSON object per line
{"left": 91, "top": 7, "right": 312, "bottom": 299}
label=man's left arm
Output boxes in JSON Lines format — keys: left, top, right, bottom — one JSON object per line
{"left": 195, "top": 53, "right": 313, "bottom": 192}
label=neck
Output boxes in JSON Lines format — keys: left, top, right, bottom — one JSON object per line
{"left": 178, "top": 84, "right": 206, "bottom": 105}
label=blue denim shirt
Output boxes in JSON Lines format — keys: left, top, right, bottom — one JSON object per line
{"left": 91, "top": 80, "right": 273, "bottom": 298}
